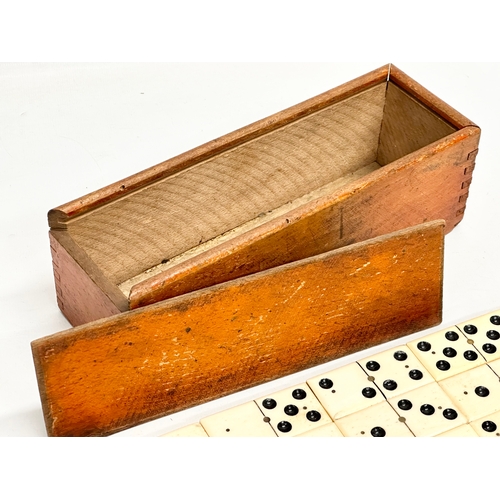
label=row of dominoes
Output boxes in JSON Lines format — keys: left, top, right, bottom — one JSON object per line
{"left": 162, "top": 309, "right": 500, "bottom": 437}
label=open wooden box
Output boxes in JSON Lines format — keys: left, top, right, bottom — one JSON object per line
{"left": 48, "top": 64, "right": 480, "bottom": 327}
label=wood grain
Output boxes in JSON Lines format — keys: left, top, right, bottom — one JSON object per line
{"left": 128, "top": 126, "right": 479, "bottom": 309}
{"left": 66, "top": 83, "right": 387, "bottom": 285}
{"left": 378, "top": 82, "right": 457, "bottom": 166}
{"left": 389, "top": 65, "right": 478, "bottom": 130}
{"left": 33, "top": 220, "right": 445, "bottom": 437}
{"left": 46, "top": 64, "right": 481, "bottom": 325}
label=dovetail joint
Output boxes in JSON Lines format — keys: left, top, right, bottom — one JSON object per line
{"left": 464, "top": 163, "right": 475, "bottom": 176}
{"left": 467, "top": 149, "right": 479, "bottom": 162}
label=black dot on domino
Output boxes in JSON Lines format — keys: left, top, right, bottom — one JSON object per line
{"left": 262, "top": 398, "right": 277, "bottom": 409}
{"left": 490, "top": 316, "right": 500, "bottom": 326}
{"left": 371, "top": 427, "right": 386, "bottom": 437}
{"left": 319, "top": 378, "right": 333, "bottom": 389}
{"left": 398, "top": 399, "right": 413, "bottom": 411}
{"left": 409, "top": 369, "right": 423, "bottom": 380}
{"left": 464, "top": 324, "right": 478, "bottom": 334}
{"left": 436, "top": 360, "right": 451, "bottom": 371}
{"left": 277, "top": 421, "right": 292, "bottom": 433}
{"left": 475, "top": 386, "right": 490, "bottom": 398}
{"left": 487, "top": 330, "right": 500, "bottom": 341}
{"left": 383, "top": 379, "right": 397, "bottom": 391}
{"left": 482, "top": 420, "right": 497, "bottom": 432}
{"left": 362, "top": 387, "right": 377, "bottom": 398}
{"left": 420, "top": 404, "right": 435, "bottom": 416}
{"left": 284, "top": 404, "right": 299, "bottom": 416}
{"left": 443, "top": 347, "right": 457, "bottom": 358}
{"left": 464, "top": 350, "right": 478, "bottom": 361}
{"left": 483, "top": 343, "right": 497, "bottom": 354}
{"left": 445, "top": 331, "right": 459, "bottom": 341}
{"left": 306, "top": 410, "right": 321, "bottom": 422}
{"left": 365, "top": 360, "right": 380, "bottom": 371}
{"left": 393, "top": 351, "right": 408, "bottom": 361}
{"left": 417, "top": 341, "right": 431, "bottom": 352}
{"left": 442, "top": 408, "right": 458, "bottom": 420}
{"left": 292, "top": 389, "right": 307, "bottom": 400}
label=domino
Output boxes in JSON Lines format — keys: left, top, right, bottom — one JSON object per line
{"left": 387, "top": 382, "right": 467, "bottom": 437}
{"left": 256, "top": 383, "right": 332, "bottom": 437}
{"left": 470, "top": 410, "right": 500, "bottom": 437}
{"left": 334, "top": 401, "right": 414, "bottom": 437}
{"left": 438, "top": 364, "right": 500, "bottom": 422}
{"left": 306, "top": 363, "right": 385, "bottom": 420}
{"left": 456, "top": 310, "right": 500, "bottom": 363}
{"left": 162, "top": 422, "right": 209, "bottom": 437}
{"left": 199, "top": 401, "right": 277, "bottom": 437}
{"left": 358, "top": 345, "right": 434, "bottom": 398}
{"left": 407, "top": 326, "right": 484, "bottom": 381}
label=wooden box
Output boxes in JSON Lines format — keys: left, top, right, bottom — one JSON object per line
{"left": 48, "top": 64, "right": 480, "bottom": 327}
{"left": 33, "top": 220, "right": 445, "bottom": 436}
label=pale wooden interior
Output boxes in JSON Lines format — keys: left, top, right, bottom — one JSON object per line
{"left": 377, "top": 83, "right": 456, "bottom": 166}
{"left": 64, "top": 81, "right": 457, "bottom": 296}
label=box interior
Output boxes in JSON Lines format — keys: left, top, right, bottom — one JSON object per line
{"left": 63, "top": 80, "right": 457, "bottom": 298}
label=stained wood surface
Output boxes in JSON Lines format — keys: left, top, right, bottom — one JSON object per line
{"left": 33, "top": 220, "right": 445, "bottom": 437}
{"left": 49, "top": 231, "right": 125, "bottom": 326}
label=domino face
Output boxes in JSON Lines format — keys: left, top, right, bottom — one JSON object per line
{"left": 387, "top": 383, "right": 467, "bottom": 437}
{"left": 457, "top": 310, "right": 500, "bottom": 363}
{"left": 306, "top": 363, "right": 384, "bottom": 420}
{"left": 335, "top": 401, "right": 414, "bottom": 437}
{"left": 200, "top": 401, "right": 277, "bottom": 437}
{"left": 256, "top": 383, "right": 332, "bottom": 437}
{"left": 358, "top": 345, "right": 434, "bottom": 398}
{"left": 438, "top": 364, "right": 500, "bottom": 422}
{"left": 470, "top": 410, "right": 500, "bottom": 437}
{"left": 407, "top": 327, "right": 485, "bottom": 381}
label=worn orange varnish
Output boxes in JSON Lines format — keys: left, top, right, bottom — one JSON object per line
{"left": 33, "top": 221, "right": 445, "bottom": 437}
{"left": 47, "top": 64, "right": 480, "bottom": 326}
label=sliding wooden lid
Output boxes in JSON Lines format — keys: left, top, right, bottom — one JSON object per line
{"left": 32, "top": 220, "right": 445, "bottom": 436}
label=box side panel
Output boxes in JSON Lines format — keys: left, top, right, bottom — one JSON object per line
{"left": 377, "top": 82, "right": 458, "bottom": 166}
{"left": 33, "top": 221, "right": 444, "bottom": 436}
{"left": 49, "top": 231, "right": 124, "bottom": 326}
{"left": 130, "top": 127, "right": 479, "bottom": 309}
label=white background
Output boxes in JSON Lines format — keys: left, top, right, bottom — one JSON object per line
{"left": 0, "top": 1, "right": 499, "bottom": 496}
{"left": 2, "top": 62, "right": 499, "bottom": 438}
